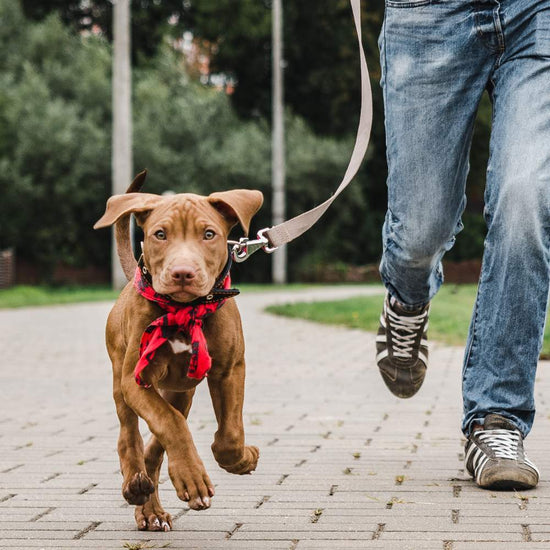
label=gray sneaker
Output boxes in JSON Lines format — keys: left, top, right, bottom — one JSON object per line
{"left": 465, "top": 413, "right": 539, "bottom": 490}
{"left": 376, "top": 294, "right": 429, "bottom": 398}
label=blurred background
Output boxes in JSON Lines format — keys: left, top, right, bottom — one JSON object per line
{"left": 0, "top": 0, "right": 491, "bottom": 288}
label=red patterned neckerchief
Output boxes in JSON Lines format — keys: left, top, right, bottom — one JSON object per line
{"left": 133, "top": 250, "right": 239, "bottom": 387}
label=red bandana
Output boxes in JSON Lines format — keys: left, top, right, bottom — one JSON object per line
{"left": 133, "top": 257, "right": 238, "bottom": 387}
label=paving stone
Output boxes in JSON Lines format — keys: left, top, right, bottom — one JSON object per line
{"left": 2, "top": 286, "right": 550, "bottom": 549}
{"left": 296, "top": 542, "right": 442, "bottom": 550}
{"left": 453, "top": 544, "right": 550, "bottom": 550}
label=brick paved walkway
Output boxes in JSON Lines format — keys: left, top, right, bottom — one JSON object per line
{"left": 2, "top": 285, "right": 550, "bottom": 550}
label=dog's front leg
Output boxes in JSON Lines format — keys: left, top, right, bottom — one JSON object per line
{"left": 113, "top": 355, "right": 155, "bottom": 506}
{"left": 135, "top": 388, "right": 196, "bottom": 531}
{"left": 121, "top": 369, "right": 214, "bottom": 510}
{"left": 207, "top": 362, "right": 259, "bottom": 474}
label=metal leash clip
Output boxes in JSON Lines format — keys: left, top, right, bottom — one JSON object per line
{"left": 229, "top": 228, "right": 278, "bottom": 263}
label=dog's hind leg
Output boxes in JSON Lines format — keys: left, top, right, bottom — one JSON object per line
{"left": 135, "top": 389, "right": 196, "bottom": 532}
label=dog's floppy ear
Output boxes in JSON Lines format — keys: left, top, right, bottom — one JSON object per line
{"left": 93, "top": 192, "right": 164, "bottom": 229}
{"left": 208, "top": 189, "right": 264, "bottom": 236}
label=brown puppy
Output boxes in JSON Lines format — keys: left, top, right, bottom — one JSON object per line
{"left": 94, "top": 172, "right": 263, "bottom": 531}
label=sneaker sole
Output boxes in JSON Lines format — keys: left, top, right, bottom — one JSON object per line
{"left": 378, "top": 365, "right": 425, "bottom": 399}
{"left": 477, "top": 463, "right": 538, "bottom": 491}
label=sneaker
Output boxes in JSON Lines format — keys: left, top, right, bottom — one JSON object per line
{"left": 376, "top": 294, "right": 429, "bottom": 398}
{"left": 465, "top": 413, "right": 539, "bottom": 490}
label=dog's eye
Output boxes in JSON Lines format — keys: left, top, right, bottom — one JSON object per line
{"left": 154, "top": 230, "right": 166, "bottom": 240}
{"left": 204, "top": 229, "right": 216, "bottom": 241}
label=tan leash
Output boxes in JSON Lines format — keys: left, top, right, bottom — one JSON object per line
{"left": 230, "top": 0, "right": 372, "bottom": 263}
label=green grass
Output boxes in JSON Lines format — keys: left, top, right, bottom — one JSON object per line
{"left": 0, "top": 282, "right": 314, "bottom": 309}
{"left": 237, "top": 283, "right": 315, "bottom": 293}
{"left": 0, "top": 285, "right": 120, "bottom": 308}
{"left": 266, "top": 284, "right": 550, "bottom": 357}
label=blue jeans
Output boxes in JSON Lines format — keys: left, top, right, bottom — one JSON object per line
{"left": 378, "top": 0, "right": 550, "bottom": 436}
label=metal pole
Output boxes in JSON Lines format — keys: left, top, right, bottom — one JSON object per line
{"left": 111, "top": 0, "right": 132, "bottom": 289}
{"left": 272, "top": 0, "right": 287, "bottom": 284}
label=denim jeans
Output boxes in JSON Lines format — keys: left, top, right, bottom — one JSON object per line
{"left": 378, "top": 0, "right": 550, "bottom": 436}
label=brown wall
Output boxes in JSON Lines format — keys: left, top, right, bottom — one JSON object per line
{"left": 16, "top": 260, "right": 110, "bottom": 286}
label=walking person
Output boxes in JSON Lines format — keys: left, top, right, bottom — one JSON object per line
{"left": 375, "top": 0, "right": 549, "bottom": 489}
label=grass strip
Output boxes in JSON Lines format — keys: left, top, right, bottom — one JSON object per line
{"left": 0, "top": 285, "right": 120, "bottom": 308}
{"left": 266, "top": 284, "right": 550, "bottom": 357}
{"left": 0, "top": 282, "right": 314, "bottom": 309}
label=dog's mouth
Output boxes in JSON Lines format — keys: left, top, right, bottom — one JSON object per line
{"left": 154, "top": 273, "right": 215, "bottom": 303}
{"left": 166, "top": 288, "right": 204, "bottom": 303}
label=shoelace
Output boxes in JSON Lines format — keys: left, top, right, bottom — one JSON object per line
{"left": 386, "top": 304, "right": 428, "bottom": 359}
{"left": 475, "top": 429, "right": 520, "bottom": 460}
{"left": 467, "top": 427, "right": 540, "bottom": 482}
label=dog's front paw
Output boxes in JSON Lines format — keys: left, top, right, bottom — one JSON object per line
{"left": 220, "top": 445, "right": 260, "bottom": 475}
{"left": 122, "top": 471, "right": 155, "bottom": 505}
{"left": 135, "top": 500, "right": 172, "bottom": 531}
{"left": 168, "top": 459, "right": 215, "bottom": 511}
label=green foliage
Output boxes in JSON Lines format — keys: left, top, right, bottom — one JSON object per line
{"left": 0, "top": 1, "right": 377, "bottom": 282}
{"left": 131, "top": 52, "right": 373, "bottom": 280}
{"left": 266, "top": 285, "right": 479, "bottom": 346}
{"left": 19, "top": 0, "right": 385, "bottom": 135}
{"left": 187, "top": 0, "right": 490, "bottom": 268}
{"left": 21, "top": 0, "right": 194, "bottom": 62}
{"left": 0, "top": 3, "right": 112, "bottom": 279}
{"left": 0, "top": 282, "right": 310, "bottom": 308}
{"left": 1, "top": 0, "right": 491, "bottom": 283}
{"left": 132, "top": 51, "right": 272, "bottom": 196}
{"left": 0, "top": 285, "right": 119, "bottom": 308}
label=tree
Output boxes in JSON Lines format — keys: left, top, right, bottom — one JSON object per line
{"left": 0, "top": 3, "right": 112, "bottom": 280}
{"left": 1, "top": 2, "right": 373, "bottom": 282}
{"left": 3, "top": 0, "right": 490, "bottom": 283}
{"left": 21, "top": 0, "right": 194, "bottom": 62}
{"left": 21, "top": 0, "right": 383, "bottom": 136}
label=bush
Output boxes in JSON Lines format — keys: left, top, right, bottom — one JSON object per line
{"left": 0, "top": 1, "right": 490, "bottom": 283}
{"left": 0, "top": 5, "right": 112, "bottom": 279}
{"left": 0, "top": 2, "right": 376, "bottom": 282}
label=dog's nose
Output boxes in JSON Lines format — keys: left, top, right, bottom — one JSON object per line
{"left": 171, "top": 265, "right": 197, "bottom": 283}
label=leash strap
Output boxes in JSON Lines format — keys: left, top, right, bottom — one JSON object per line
{"left": 232, "top": 0, "right": 372, "bottom": 261}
